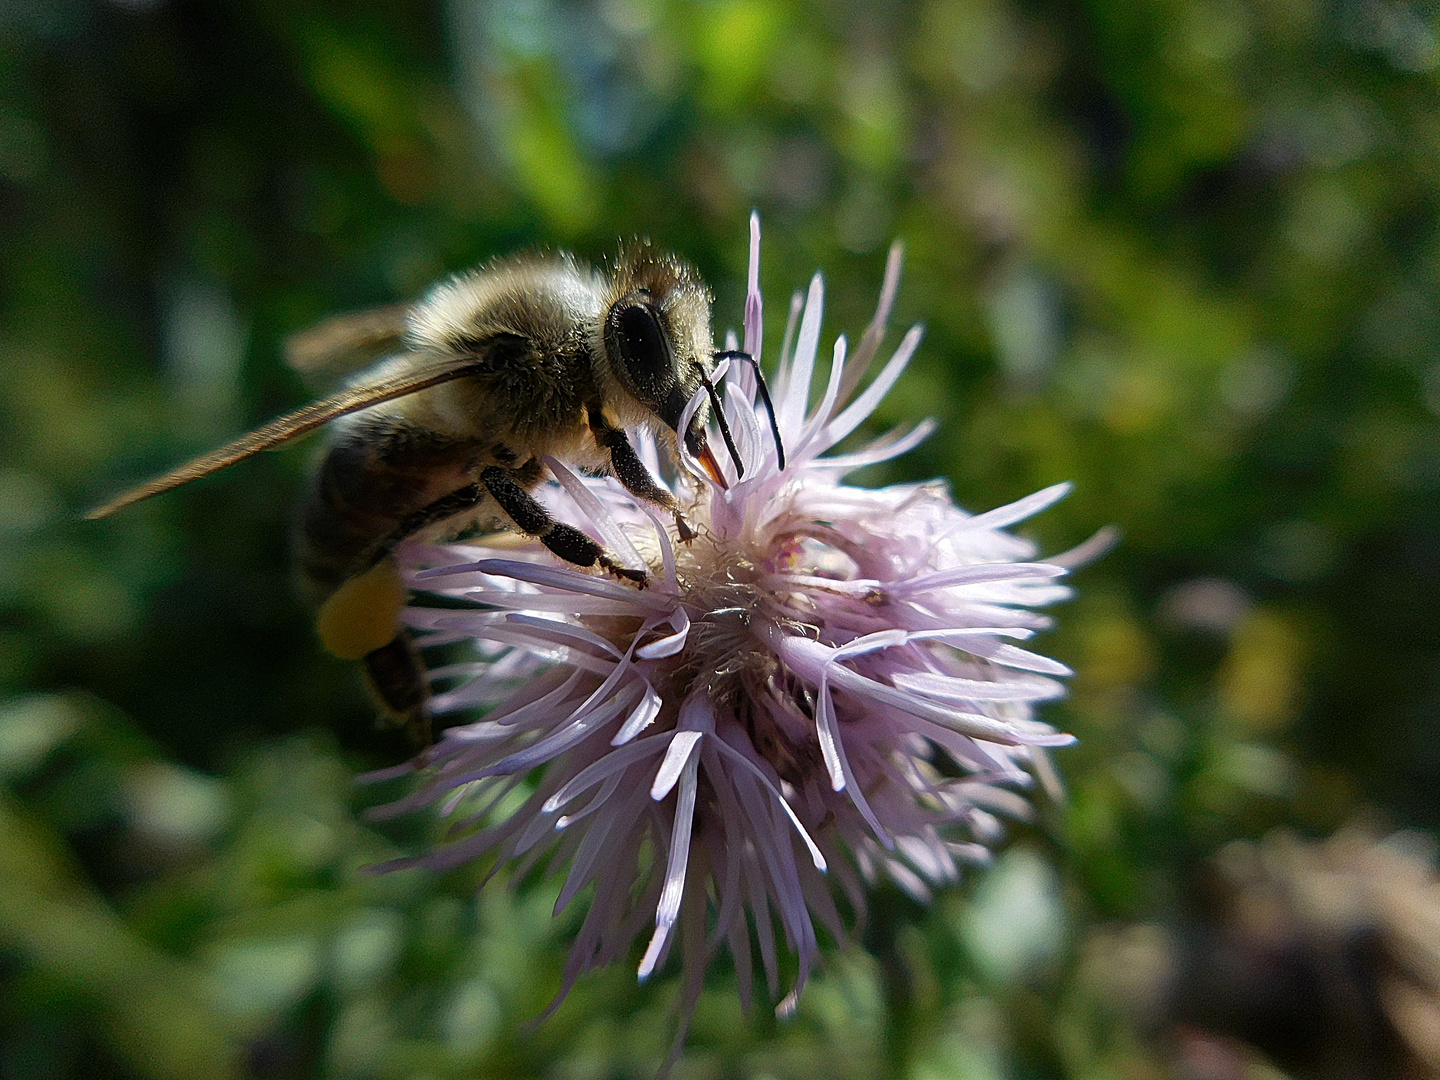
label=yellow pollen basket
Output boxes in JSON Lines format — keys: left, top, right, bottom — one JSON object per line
{"left": 316, "top": 559, "right": 408, "bottom": 660}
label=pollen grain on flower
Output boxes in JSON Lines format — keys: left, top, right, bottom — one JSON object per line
{"left": 371, "top": 213, "right": 1078, "bottom": 1056}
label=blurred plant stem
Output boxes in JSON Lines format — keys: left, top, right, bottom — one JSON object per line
{"left": 0, "top": 788, "right": 243, "bottom": 1080}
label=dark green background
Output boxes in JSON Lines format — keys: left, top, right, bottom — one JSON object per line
{"left": 2, "top": 0, "right": 1438, "bottom": 1075}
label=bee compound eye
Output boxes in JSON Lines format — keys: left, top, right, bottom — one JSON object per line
{"left": 608, "top": 300, "right": 675, "bottom": 401}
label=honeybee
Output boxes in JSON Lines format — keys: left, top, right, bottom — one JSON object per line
{"left": 89, "top": 242, "right": 780, "bottom": 746}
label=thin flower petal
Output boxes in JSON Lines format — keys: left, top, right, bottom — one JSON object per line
{"left": 961, "top": 482, "right": 1074, "bottom": 532}
{"left": 636, "top": 607, "right": 690, "bottom": 660}
{"left": 744, "top": 210, "right": 762, "bottom": 359}
{"left": 640, "top": 748, "right": 700, "bottom": 979}
{"left": 779, "top": 274, "right": 824, "bottom": 441}
{"left": 822, "top": 325, "right": 924, "bottom": 447}
{"left": 611, "top": 682, "right": 664, "bottom": 745}
{"left": 652, "top": 730, "right": 704, "bottom": 801}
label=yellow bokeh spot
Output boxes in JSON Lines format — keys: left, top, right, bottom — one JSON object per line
{"left": 315, "top": 560, "right": 407, "bottom": 661}
{"left": 1075, "top": 606, "right": 1156, "bottom": 693}
{"left": 1218, "top": 609, "right": 1307, "bottom": 734}
{"left": 696, "top": 0, "right": 786, "bottom": 109}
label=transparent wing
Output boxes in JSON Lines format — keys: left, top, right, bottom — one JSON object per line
{"left": 87, "top": 356, "right": 486, "bottom": 519}
{"left": 283, "top": 303, "right": 411, "bottom": 377}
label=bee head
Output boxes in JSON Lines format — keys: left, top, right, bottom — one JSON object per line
{"left": 600, "top": 244, "right": 726, "bottom": 478}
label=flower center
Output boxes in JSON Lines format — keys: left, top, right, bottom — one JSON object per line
{"left": 647, "top": 528, "right": 826, "bottom": 786}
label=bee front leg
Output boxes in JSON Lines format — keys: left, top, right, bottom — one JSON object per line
{"left": 586, "top": 405, "right": 695, "bottom": 542}
{"left": 479, "top": 465, "right": 648, "bottom": 585}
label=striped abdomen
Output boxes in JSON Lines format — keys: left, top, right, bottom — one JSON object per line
{"left": 297, "top": 419, "right": 493, "bottom": 744}
{"left": 296, "top": 419, "right": 490, "bottom": 606}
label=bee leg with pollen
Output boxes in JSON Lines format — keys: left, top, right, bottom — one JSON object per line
{"left": 479, "top": 464, "right": 648, "bottom": 585}
{"left": 315, "top": 557, "right": 432, "bottom": 747}
{"left": 586, "top": 405, "right": 695, "bottom": 542}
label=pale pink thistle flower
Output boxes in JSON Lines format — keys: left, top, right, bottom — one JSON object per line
{"left": 370, "top": 216, "right": 1077, "bottom": 1058}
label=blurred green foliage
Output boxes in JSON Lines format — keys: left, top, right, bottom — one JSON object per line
{"left": 2, "top": 0, "right": 1440, "bottom": 1075}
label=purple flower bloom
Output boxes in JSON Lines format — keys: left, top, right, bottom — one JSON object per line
{"left": 372, "top": 216, "right": 1077, "bottom": 1057}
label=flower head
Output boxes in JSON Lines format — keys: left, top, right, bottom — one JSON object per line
{"left": 373, "top": 215, "right": 1077, "bottom": 1055}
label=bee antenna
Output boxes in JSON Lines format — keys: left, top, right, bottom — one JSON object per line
{"left": 692, "top": 363, "right": 746, "bottom": 480}
{"left": 714, "top": 350, "right": 785, "bottom": 472}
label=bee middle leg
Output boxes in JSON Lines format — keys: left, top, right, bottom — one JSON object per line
{"left": 364, "top": 482, "right": 487, "bottom": 569}
{"left": 586, "top": 406, "right": 695, "bottom": 542}
{"left": 479, "top": 464, "right": 647, "bottom": 585}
